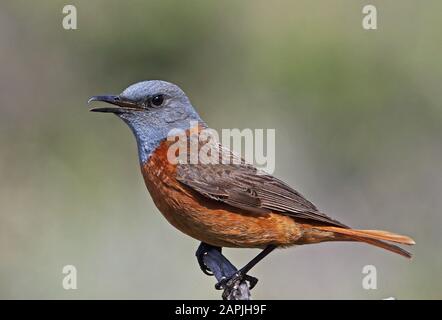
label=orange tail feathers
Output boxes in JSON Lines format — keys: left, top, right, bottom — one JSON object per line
{"left": 320, "top": 226, "right": 415, "bottom": 259}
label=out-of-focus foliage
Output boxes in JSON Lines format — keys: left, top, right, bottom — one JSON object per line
{"left": 0, "top": 0, "right": 441, "bottom": 298}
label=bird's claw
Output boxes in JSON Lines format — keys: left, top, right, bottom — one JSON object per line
{"left": 215, "top": 271, "right": 258, "bottom": 291}
{"left": 196, "top": 243, "right": 220, "bottom": 276}
{"left": 197, "top": 251, "right": 214, "bottom": 276}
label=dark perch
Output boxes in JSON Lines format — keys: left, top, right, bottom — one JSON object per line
{"left": 196, "top": 243, "right": 257, "bottom": 300}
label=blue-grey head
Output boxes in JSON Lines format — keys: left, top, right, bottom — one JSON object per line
{"left": 89, "top": 80, "right": 204, "bottom": 163}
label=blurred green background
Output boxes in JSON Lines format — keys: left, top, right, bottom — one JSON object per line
{"left": 1, "top": 0, "right": 441, "bottom": 299}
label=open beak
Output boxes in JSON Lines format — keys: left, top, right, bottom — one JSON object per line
{"left": 88, "top": 95, "right": 143, "bottom": 114}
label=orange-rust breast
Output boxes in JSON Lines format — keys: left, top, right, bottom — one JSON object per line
{"left": 141, "top": 139, "right": 304, "bottom": 248}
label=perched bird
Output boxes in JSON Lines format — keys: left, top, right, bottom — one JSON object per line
{"left": 89, "top": 80, "right": 415, "bottom": 293}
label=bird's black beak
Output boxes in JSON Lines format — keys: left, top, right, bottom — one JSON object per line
{"left": 88, "top": 95, "right": 143, "bottom": 114}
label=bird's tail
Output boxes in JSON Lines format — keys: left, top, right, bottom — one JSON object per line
{"left": 315, "top": 226, "right": 415, "bottom": 259}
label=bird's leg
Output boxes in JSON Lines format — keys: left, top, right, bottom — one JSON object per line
{"left": 195, "top": 242, "right": 258, "bottom": 300}
{"left": 195, "top": 242, "right": 237, "bottom": 277}
{"left": 196, "top": 242, "right": 223, "bottom": 275}
{"left": 215, "top": 245, "right": 276, "bottom": 293}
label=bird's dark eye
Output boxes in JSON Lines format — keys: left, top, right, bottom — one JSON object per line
{"left": 151, "top": 94, "right": 164, "bottom": 107}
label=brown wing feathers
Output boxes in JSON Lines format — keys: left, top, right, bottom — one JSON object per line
{"left": 176, "top": 163, "right": 348, "bottom": 227}
{"left": 174, "top": 140, "right": 414, "bottom": 257}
